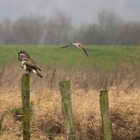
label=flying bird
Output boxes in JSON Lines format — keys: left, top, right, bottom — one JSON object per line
{"left": 18, "top": 50, "right": 43, "bottom": 78}
{"left": 61, "top": 42, "right": 89, "bottom": 57}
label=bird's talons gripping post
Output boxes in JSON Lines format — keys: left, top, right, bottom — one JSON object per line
{"left": 25, "top": 72, "right": 29, "bottom": 75}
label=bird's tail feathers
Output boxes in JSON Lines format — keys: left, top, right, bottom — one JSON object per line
{"left": 37, "top": 67, "right": 41, "bottom": 71}
{"left": 37, "top": 71, "right": 43, "bottom": 78}
{"left": 32, "top": 69, "right": 43, "bottom": 78}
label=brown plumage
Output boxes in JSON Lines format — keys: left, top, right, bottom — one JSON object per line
{"left": 61, "top": 42, "right": 89, "bottom": 57}
{"left": 18, "top": 51, "right": 43, "bottom": 78}
{"left": 18, "top": 50, "right": 30, "bottom": 61}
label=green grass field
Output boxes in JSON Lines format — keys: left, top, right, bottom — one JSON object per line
{"left": 0, "top": 45, "right": 140, "bottom": 72}
{"left": 1, "top": 45, "right": 140, "bottom": 139}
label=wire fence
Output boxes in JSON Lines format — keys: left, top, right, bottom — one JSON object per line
{"left": 1, "top": 88, "right": 140, "bottom": 105}
{"left": 0, "top": 83, "right": 140, "bottom": 139}
{"left": 0, "top": 130, "right": 93, "bottom": 140}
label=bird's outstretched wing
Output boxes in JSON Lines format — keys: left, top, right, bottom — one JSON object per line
{"left": 81, "top": 48, "right": 89, "bottom": 57}
{"left": 78, "top": 43, "right": 89, "bottom": 57}
{"left": 61, "top": 45, "right": 72, "bottom": 48}
{"left": 18, "top": 50, "right": 30, "bottom": 61}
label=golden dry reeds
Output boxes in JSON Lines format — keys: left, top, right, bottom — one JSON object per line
{"left": 0, "top": 65, "right": 140, "bottom": 139}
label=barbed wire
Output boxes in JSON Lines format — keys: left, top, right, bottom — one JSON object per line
{"left": 22, "top": 88, "right": 59, "bottom": 91}
{"left": 1, "top": 88, "right": 140, "bottom": 106}
{"left": 0, "top": 88, "right": 59, "bottom": 95}
{"left": 71, "top": 92, "right": 140, "bottom": 105}
{"left": 0, "top": 130, "right": 22, "bottom": 134}
{"left": 0, "top": 110, "right": 11, "bottom": 114}
{"left": 0, "top": 129, "right": 93, "bottom": 140}
{"left": 24, "top": 129, "right": 93, "bottom": 140}
{"left": 1, "top": 87, "right": 140, "bottom": 134}
{"left": 0, "top": 89, "right": 21, "bottom": 95}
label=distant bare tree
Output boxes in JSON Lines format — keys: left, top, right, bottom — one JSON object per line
{"left": 12, "top": 17, "right": 44, "bottom": 44}
{"left": 97, "top": 10, "right": 122, "bottom": 45}
{"left": 0, "top": 10, "right": 140, "bottom": 45}
{"left": 0, "top": 23, "right": 4, "bottom": 44}
{"left": 81, "top": 10, "right": 122, "bottom": 45}
{"left": 118, "top": 22, "right": 140, "bottom": 45}
{"left": 43, "top": 13, "right": 74, "bottom": 45}
{"left": 0, "top": 20, "right": 16, "bottom": 44}
{"left": 79, "top": 24, "right": 99, "bottom": 45}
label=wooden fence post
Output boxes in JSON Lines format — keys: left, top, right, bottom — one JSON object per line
{"left": 21, "top": 74, "right": 30, "bottom": 140}
{"left": 100, "top": 90, "right": 112, "bottom": 140}
{"left": 60, "top": 81, "right": 75, "bottom": 140}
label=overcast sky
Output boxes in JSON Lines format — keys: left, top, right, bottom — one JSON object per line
{"left": 0, "top": 0, "right": 140, "bottom": 25}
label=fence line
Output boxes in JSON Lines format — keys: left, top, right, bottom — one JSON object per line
{"left": 22, "top": 88, "right": 59, "bottom": 91}
{"left": 0, "top": 110, "right": 11, "bottom": 114}
{"left": 0, "top": 129, "right": 93, "bottom": 140}
{"left": 1, "top": 78, "right": 140, "bottom": 139}
{"left": 0, "top": 88, "right": 59, "bottom": 95}
{"left": 0, "top": 89, "right": 21, "bottom": 95}
{"left": 24, "top": 130, "right": 93, "bottom": 140}
{"left": 72, "top": 92, "right": 140, "bottom": 105}
{"left": 0, "top": 130, "right": 22, "bottom": 134}
{"left": 1, "top": 88, "right": 140, "bottom": 105}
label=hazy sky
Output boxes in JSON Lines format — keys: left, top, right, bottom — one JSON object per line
{"left": 0, "top": 0, "right": 140, "bottom": 25}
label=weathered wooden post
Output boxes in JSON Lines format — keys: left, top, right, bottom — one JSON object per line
{"left": 21, "top": 74, "right": 30, "bottom": 140}
{"left": 60, "top": 81, "right": 75, "bottom": 140}
{"left": 100, "top": 90, "right": 112, "bottom": 140}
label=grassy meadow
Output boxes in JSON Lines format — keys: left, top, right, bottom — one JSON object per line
{"left": 1, "top": 45, "right": 140, "bottom": 139}
{"left": 1, "top": 44, "right": 140, "bottom": 71}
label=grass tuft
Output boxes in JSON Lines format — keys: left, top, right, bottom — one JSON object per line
{"left": 10, "top": 106, "right": 22, "bottom": 121}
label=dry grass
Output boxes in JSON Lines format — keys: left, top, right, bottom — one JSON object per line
{"left": 1, "top": 65, "right": 140, "bottom": 139}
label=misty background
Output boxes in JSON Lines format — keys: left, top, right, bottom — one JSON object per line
{"left": 0, "top": 0, "right": 140, "bottom": 45}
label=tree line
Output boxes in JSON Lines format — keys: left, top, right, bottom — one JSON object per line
{"left": 0, "top": 11, "right": 140, "bottom": 45}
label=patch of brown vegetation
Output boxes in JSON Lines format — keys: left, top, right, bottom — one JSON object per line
{"left": 0, "top": 65, "right": 140, "bottom": 139}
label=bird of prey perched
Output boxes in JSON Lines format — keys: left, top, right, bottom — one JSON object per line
{"left": 18, "top": 50, "right": 43, "bottom": 78}
{"left": 61, "top": 42, "right": 89, "bottom": 57}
